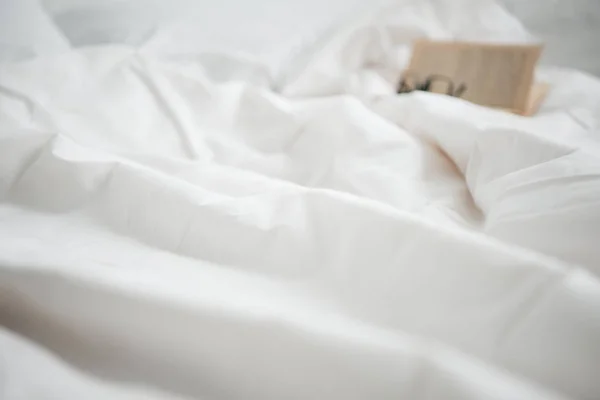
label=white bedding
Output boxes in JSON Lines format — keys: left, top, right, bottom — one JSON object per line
{"left": 1, "top": 0, "right": 600, "bottom": 399}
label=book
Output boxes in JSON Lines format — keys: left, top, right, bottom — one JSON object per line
{"left": 399, "top": 40, "right": 546, "bottom": 116}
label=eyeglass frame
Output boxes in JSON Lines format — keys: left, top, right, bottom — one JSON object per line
{"left": 397, "top": 72, "right": 467, "bottom": 98}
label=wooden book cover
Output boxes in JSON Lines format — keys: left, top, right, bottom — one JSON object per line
{"left": 524, "top": 82, "right": 549, "bottom": 116}
{"left": 401, "top": 40, "right": 545, "bottom": 115}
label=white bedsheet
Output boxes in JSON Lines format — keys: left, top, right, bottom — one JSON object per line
{"left": 1, "top": 1, "right": 600, "bottom": 399}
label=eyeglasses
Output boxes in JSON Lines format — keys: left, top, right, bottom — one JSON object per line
{"left": 397, "top": 72, "right": 467, "bottom": 98}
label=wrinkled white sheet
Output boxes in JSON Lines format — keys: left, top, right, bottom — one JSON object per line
{"left": 2, "top": 0, "right": 600, "bottom": 399}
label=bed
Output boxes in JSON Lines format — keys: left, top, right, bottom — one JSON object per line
{"left": 1, "top": 0, "right": 600, "bottom": 399}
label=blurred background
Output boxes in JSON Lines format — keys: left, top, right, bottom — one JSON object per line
{"left": 502, "top": 0, "right": 600, "bottom": 76}
{"left": 1, "top": 0, "right": 599, "bottom": 76}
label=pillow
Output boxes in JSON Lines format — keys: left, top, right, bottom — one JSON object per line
{"left": 40, "top": 0, "right": 394, "bottom": 81}
{"left": 0, "top": 0, "right": 70, "bottom": 62}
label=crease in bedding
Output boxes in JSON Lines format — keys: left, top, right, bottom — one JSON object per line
{"left": 1, "top": 0, "right": 600, "bottom": 400}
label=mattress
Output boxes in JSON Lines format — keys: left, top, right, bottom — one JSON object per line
{"left": 1, "top": 1, "right": 600, "bottom": 399}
